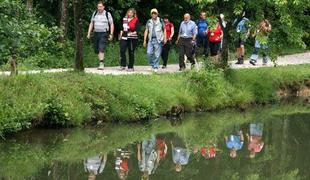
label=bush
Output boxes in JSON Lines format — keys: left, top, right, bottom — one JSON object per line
{"left": 0, "top": 65, "right": 309, "bottom": 137}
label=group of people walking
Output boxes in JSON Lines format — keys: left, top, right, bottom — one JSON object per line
{"left": 87, "top": 1, "right": 272, "bottom": 72}
{"left": 84, "top": 123, "right": 264, "bottom": 180}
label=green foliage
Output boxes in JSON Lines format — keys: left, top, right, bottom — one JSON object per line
{"left": 0, "top": 0, "right": 73, "bottom": 68}
{"left": 0, "top": 65, "right": 309, "bottom": 137}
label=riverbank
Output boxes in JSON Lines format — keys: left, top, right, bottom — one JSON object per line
{"left": 0, "top": 65, "right": 309, "bottom": 137}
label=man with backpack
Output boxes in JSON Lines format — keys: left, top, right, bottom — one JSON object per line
{"left": 143, "top": 8, "right": 166, "bottom": 72}
{"left": 87, "top": 1, "right": 114, "bottom": 70}
{"left": 196, "top": 11, "right": 209, "bottom": 58}
{"left": 233, "top": 11, "right": 250, "bottom": 65}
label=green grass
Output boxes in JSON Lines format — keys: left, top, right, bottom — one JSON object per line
{"left": 0, "top": 65, "right": 309, "bottom": 137}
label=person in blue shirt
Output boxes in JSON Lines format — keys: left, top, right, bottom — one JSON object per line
{"left": 196, "top": 11, "right": 209, "bottom": 57}
{"left": 225, "top": 130, "right": 244, "bottom": 158}
{"left": 233, "top": 11, "right": 251, "bottom": 65}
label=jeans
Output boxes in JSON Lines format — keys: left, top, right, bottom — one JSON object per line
{"left": 120, "top": 39, "right": 137, "bottom": 69}
{"left": 161, "top": 40, "right": 172, "bottom": 66}
{"left": 147, "top": 38, "right": 162, "bottom": 69}
{"left": 197, "top": 35, "right": 209, "bottom": 57}
{"left": 250, "top": 123, "right": 263, "bottom": 136}
{"left": 250, "top": 40, "right": 269, "bottom": 63}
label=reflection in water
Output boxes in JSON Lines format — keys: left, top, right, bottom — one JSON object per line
{"left": 0, "top": 106, "right": 310, "bottom": 179}
{"left": 225, "top": 127, "right": 244, "bottom": 158}
{"left": 115, "top": 148, "right": 131, "bottom": 180}
{"left": 247, "top": 123, "right": 264, "bottom": 158}
{"left": 84, "top": 153, "right": 107, "bottom": 180}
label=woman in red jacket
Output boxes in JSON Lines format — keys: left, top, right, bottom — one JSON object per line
{"left": 119, "top": 8, "right": 140, "bottom": 71}
{"left": 207, "top": 17, "right": 223, "bottom": 64}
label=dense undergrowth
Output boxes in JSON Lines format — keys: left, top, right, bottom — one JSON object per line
{"left": 0, "top": 65, "right": 309, "bottom": 137}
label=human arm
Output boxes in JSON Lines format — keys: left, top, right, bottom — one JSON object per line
{"left": 87, "top": 22, "right": 94, "bottom": 39}
{"left": 143, "top": 26, "right": 149, "bottom": 48}
{"left": 137, "top": 143, "right": 141, "bottom": 162}
{"left": 170, "top": 26, "right": 175, "bottom": 40}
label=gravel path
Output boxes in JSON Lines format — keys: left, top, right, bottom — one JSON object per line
{"left": 1, "top": 52, "right": 309, "bottom": 76}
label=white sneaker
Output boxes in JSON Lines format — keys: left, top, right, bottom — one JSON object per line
{"left": 98, "top": 62, "right": 104, "bottom": 70}
{"left": 153, "top": 68, "right": 158, "bottom": 73}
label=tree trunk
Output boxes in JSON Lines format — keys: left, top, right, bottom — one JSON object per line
{"left": 26, "top": 0, "right": 34, "bottom": 12}
{"left": 10, "top": 47, "right": 18, "bottom": 76}
{"left": 73, "top": 0, "right": 84, "bottom": 71}
{"left": 60, "top": 0, "right": 68, "bottom": 42}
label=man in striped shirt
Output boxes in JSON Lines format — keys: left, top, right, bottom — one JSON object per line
{"left": 87, "top": 1, "right": 114, "bottom": 70}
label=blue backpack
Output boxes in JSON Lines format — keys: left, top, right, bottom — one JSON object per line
{"left": 236, "top": 18, "right": 249, "bottom": 33}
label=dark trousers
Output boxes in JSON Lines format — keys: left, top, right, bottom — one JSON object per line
{"left": 161, "top": 40, "right": 172, "bottom": 66}
{"left": 179, "top": 38, "right": 195, "bottom": 69}
{"left": 120, "top": 39, "right": 137, "bottom": 69}
{"left": 197, "top": 35, "right": 209, "bottom": 57}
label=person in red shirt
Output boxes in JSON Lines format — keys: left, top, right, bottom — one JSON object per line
{"left": 201, "top": 143, "right": 216, "bottom": 159}
{"left": 246, "top": 123, "right": 264, "bottom": 158}
{"left": 119, "top": 8, "right": 140, "bottom": 71}
{"left": 161, "top": 15, "right": 174, "bottom": 69}
{"left": 207, "top": 16, "right": 223, "bottom": 64}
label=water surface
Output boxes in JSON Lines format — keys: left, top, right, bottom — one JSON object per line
{"left": 0, "top": 105, "right": 309, "bottom": 180}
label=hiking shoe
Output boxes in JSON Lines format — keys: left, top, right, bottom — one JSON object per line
{"left": 98, "top": 62, "right": 104, "bottom": 70}
{"left": 153, "top": 68, "right": 158, "bottom": 73}
{"left": 250, "top": 60, "right": 256, "bottom": 66}
{"left": 235, "top": 59, "right": 244, "bottom": 65}
{"left": 162, "top": 65, "right": 167, "bottom": 69}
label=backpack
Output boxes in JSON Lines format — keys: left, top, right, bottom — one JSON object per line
{"left": 236, "top": 18, "right": 249, "bottom": 33}
{"left": 92, "top": 10, "right": 111, "bottom": 33}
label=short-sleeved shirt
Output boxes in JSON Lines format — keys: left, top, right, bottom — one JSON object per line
{"left": 172, "top": 147, "right": 190, "bottom": 165}
{"left": 197, "top": 19, "right": 208, "bottom": 37}
{"left": 179, "top": 20, "right": 197, "bottom": 38}
{"left": 91, "top": 10, "right": 113, "bottom": 32}
{"left": 165, "top": 22, "right": 174, "bottom": 39}
{"left": 226, "top": 135, "right": 244, "bottom": 150}
{"left": 84, "top": 156, "right": 105, "bottom": 175}
{"left": 208, "top": 24, "right": 222, "bottom": 42}
{"left": 248, "top": 136, "right": 264, "bottom": 153}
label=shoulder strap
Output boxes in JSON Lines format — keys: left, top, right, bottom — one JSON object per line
{"left": 91, "top": 11, "right": 98, "bottom": 22}
{"left": 106, "top": 11, "right": 111, "bottom": 32}
{"left": 160, "top": 18, "right": 165, "bottom": 31}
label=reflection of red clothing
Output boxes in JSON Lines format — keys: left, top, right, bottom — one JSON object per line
{"left": 208, "top": 24, "right": 222, "bottom": 43}
{"left": 120, "top": 159, "right": 129, "bottom": 172}
{"left": 248, "top": 136, "right": 264, "bottom": 153}
{"left": 201, "top": 147, "right": 216, "bottom": 158}
{"left": 156, "top": 139, "right": 167, "bottom": 158}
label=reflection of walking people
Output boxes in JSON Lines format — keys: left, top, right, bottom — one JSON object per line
{"left": 225, "top": 129, "right": 244, "bottom": 158}
{"left": 250, "top": 19, "right": 272, "bottom": 66}
{"left": 87, "top": 1, "right": 114, "bottom": 70}
{"left": 115, "top": 148, "right": 131, "bottom": 180}
{"left": 171, "top": 140, "right": 190, "bottom": 172}
{"left": 84, "top": 153, "right": 107, "bottom": 180}
{"left": 137, "top": 135, "right": 158, "bottom": 180}
{"left": 143, "top": 9, "right": 166, "bottom": 72}
{"left": 119, "top": 8, "right": 140, "bottom": 71}
{"left": 247, "top": 123, "right": 264, "bottom": 158}
{"left": 176, "top": 13, "right": 198, "bottom": 71}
